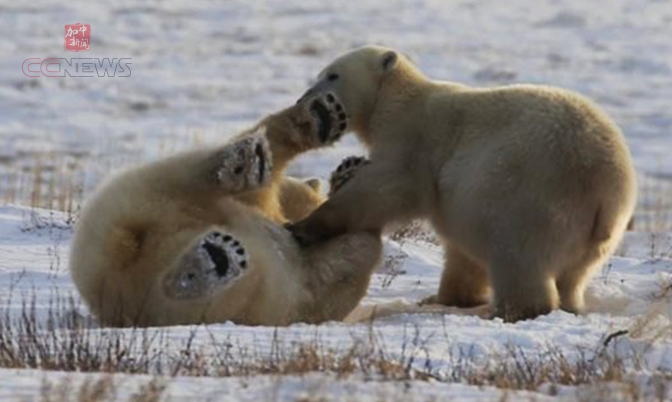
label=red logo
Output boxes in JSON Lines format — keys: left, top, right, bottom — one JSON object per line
{"left": 64, "top": 23, "right": 90, "bottom": 52}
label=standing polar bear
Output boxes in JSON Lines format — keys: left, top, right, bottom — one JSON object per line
{"left": 289, "top": 46, "right": 637, "bottom": 322}
{"left": 70, "top": 96, "right": 382, "bottom": 327}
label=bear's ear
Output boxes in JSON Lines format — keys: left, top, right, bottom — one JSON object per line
{"left": 304, "top": 178, "right": 322, "bottom": 192}
{"left": 381, "top": 51, "right": 398, "bottom": 72}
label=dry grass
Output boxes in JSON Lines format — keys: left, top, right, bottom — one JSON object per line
{"left": 389, "top": 221, "right": 440, "bottom": 246}
{"left": 38, "top": 375, "right": 167, "bottom": 402}
{"left": 0, "top": 131, "right": 209, "bottom": 220}
{"left": 638, "top": 175, "right": 672, "bottom": 232}
{"left": 378, "top": 221, "right": 440, "bottom": 288}
{"left": 0, "top": 151, "right": 87, "bottom": 217}
{"left": 0, "top": 296, "right": 668, "bottom": 401}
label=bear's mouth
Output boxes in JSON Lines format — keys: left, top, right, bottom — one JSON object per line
{"left": 310, "top": 99, "right": 331, "bottom": 143}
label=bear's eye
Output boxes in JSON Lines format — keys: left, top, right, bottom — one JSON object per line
{"left": 327, "top": 73, "right": 340, "bottom": 82}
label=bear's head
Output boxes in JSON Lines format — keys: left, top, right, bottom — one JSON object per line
{"left": 297, "top": 46, "right": 410, "bottom": 142}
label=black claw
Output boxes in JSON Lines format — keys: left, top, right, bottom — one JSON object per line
{"left": 339, "top": 123, "right": 347, "bottom": 131}
{"left": 234, "top": 165, "right": 244, "bottom": 175}
{"left": 338, "top": 113, "right": 346, "bottom": 120}
{"left": 222, "top": 235, "right": 232, "bottom": 242}
{"left": 335, "top": 104, "right": 342, "bottom": 112}
{"left": 310, "top": 99, "right": 332, "bottom": 143}
{"left": 255, "top": 142, "right": 266, "bottom": 183}
{"left": 232, "top": 240, "right": 239, "bottom": 247}
{"left": 326, "top": 94, "right": 335, "bottom": 103}
{"left": 235, "top": 248, "right": 245, "bottom": 255}
{"left": 240, "top": 260, "right": 247, "bottom": 268}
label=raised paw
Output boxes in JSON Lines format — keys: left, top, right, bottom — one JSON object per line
{"left": 163, "top": 231, "right": 248, "bottom": 300}
{"left": 329, "top": 156, "right": 370, "bottom": 196}
{"left": 303, "top": 92, "right": 349, "bottom": 145}
{"left": 216, "top": 130, "right": 272, "bottom": 193}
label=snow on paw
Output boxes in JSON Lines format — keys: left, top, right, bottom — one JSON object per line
{"left": 216, "top": 130, "right": 272, "bottom": 193}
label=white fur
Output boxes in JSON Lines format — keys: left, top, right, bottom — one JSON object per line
{"left": 291, "top": 46, "right": 637, "bottom": 322}
{"left": 70, "top": 101, "right": 381, "bottom": 327}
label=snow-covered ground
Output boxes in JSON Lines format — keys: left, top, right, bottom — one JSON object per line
{"left": 1, "top": 0, "right": 672, "bottom": 400}
{"left": 0, "top": 206, "right": 670, "bottom": 401}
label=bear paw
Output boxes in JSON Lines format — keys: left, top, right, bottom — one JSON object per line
{"left": 164, "top": 231, "right": 249, "bottom": 300}
{"left": 200, "top": 231, "right": 248, "bottom": 282}
{"left": 304, "top": 92, "right": 349, "bottom": 145}
{"left": 216, "top": 132, "right": 272, "bottom": 193}
{"left": 329, "top": 156, "right": 370, "bottom": 196}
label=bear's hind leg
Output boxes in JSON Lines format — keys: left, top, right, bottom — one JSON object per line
{"left": 211, "top": 132, "right": 272, "bottom": 194}
{"left": 556, "top": 272, "right": 588, "bottom": 315}
{"left": 425, "top": 245, "right": 490, "bottom": 307}
{"left": 556, "top": 254, "right": 606, "bottom": 314}
{"left": 152, "top": 130, "right": 272, "bottom": 197}
{"left": 490, "top": 253, "right": 560, "bottom": 322}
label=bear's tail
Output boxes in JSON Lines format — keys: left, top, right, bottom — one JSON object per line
{"left": 590, "top": 200, "right": 632, "bottom": 245}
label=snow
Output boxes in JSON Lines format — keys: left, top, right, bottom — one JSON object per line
{"left": 1, "top": 0, "right": 672, "bottom": 399}
{"left": 0, "top": 369, "right": 555, "bottom": 402}
{"left": 0, "top": 206, "right": 670, "bottom": 400}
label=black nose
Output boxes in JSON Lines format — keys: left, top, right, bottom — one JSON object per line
{"left": 296, "top": 88, "right": 314, "bottom": 104}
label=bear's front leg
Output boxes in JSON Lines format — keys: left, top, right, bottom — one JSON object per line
{"left": 288, "top": 161, "right": 418, "bottom": 246}
{"left": 300, "top": 230, "right": 383, "bottom": 322}
{"left": 328, "top": 156, "right": 370, "bottom": 196}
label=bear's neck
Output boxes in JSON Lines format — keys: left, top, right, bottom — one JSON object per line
{"left": 358, "top": 68, "right": 430, "bottom": 147}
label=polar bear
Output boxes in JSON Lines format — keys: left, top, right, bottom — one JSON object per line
{"left": 70, "top": 96, "right": 382, "bottom": 327}
{"left": 289, "top": 46, "right": 638, "bottom": 322}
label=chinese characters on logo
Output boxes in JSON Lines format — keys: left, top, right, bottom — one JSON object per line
{"left": 64, "top": 23, "right": 91, "bottom": 52}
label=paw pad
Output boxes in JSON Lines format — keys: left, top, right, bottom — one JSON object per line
{"left": 329, "top": 156, "right": 370, "bottom": 196}
{"left": 306, "top": 92, "right": 349, "bottom": 145}
{"left": 200, "top": 231, "right": 248, "bottom": 281}
{"left": 216, "top": 132, "right": 272, "bottom": 192}
{"left": 163, "top": 231, "right": 250, "bottom": 300}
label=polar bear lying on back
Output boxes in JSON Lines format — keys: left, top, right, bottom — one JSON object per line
{"left": 70, "top": 96, "right": 382, "bottom": 327}
{"left": 289, "top": 46, "right": 637, "bottom": 322}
